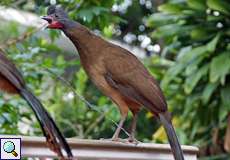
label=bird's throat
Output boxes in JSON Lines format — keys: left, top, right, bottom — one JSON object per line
{"left": 63, "top": 24, "right": 96, "bottom": 59}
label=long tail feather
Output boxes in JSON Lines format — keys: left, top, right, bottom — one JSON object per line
{"left": 159, "top": 112, "right": 184, "bottom": 160}
{"left": 20, "top": 88, "right": 73, "bottom": 159}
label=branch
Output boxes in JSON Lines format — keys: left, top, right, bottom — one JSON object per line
{"left": 84, "top": 108, "right": 111, "bottom": 136}
{"left": 0, "top": 24, "right": 46, "bottom": 52}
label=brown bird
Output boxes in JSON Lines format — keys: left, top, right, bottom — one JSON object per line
{"left": 42, "top": 5, "right": 184, "bottom": 160}
{"left": 0, "top": 51, "right": 73, "bottom": 159}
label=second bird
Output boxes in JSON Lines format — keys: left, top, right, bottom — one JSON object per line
{"left": 42, "top": 5, "right": 184, "bottom": 160}
{"left": 0, "top": 51, "right": 73, "bottom": 159}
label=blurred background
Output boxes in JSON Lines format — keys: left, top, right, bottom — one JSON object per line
{"left": 0, "top": 0, "right": 229, "bottom": 159}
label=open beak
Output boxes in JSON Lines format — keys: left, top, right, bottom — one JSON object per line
{"left": 42, "top": 16, "right": 53, "bottom": 24}
{"left": 41, "top": 15, "right": 64, "bottom": 29}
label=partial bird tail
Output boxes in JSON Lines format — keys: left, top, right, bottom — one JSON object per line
{"left": 159, "top": 112, "right": 184, "bottom": 160}
{"left": 20, "top": 88, "right": 73, "bottom": 159}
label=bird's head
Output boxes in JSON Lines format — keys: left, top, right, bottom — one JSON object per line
{"left": 42, "top": 5, "right": 69, "bottom": 29}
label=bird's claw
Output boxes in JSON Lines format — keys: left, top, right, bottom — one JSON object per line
{"left": 100, "top": 137, "right": 126, "bottom": 143}
{"left": 126, "top": 137, "right": 140, "bottom": 145}
{"left": 100, "top": 137, "right": 140, "bottom": 145}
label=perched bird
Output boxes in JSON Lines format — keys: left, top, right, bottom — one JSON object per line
{"left": 0, "top": 51, "right": 73, "bottom": 159}
{"left": 42, "top": 5, "right": 184, "bottom": 160}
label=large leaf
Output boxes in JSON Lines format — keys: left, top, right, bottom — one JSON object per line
{"left": 221, "top": 85, "right": 230, "bottom": 111}
{"left": 210, "top": 52, "right": 230, "bottom": 84}
{"left": 77, "top": 9, "right": 94, "bottom": 22}
{"left": 207, "top": 0, "right": 230, "bottom": 15}
{"left": 91, "top": 6, "right": 109, "bottom": 15}
{"left": 152, "top": 24, "right": 194, "bottom": 38}
{"left": 179, "top": 35, "right": 219, "bottom": 65}
{"left": 146, "top": 13, "right": 185, "bottom": 27}
{"left": 185, "top": 56, "right": 205, "bottom": 75}
{"left": 187, "top": 0, "right": 206, "bottom": 11}
{"left": 158, "top": 3, "right": 183, "bottom": 14}
{"left": 202, "top": 82, "right": 218, "bottom": 104}
{"left": 190, "top": 27, "right": 208, "bottom": 40}
{"left": 206, "top": 33, "right": 220, "bottom": 52}
{"left": 162, "top": 44, "right": 209, "bottom": 88}
{"left": 184, "top": 64, "right": 209, "bottom": 94}
{"left": 176, "top": 46, "right": 192, "bottom": 60}
{"left": 161, "top": 63, "right": 184, "bottom": 89}
{"left": 179, "top": 45, "right": 207, "bottom": 64}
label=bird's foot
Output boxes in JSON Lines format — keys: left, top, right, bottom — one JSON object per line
{"left": 126, "top": 137, "right": 140, "bottom": 145}
{"left": 100, "top": 137, "right": 128, "bottom": 143}
{"left": 100, "top": 137, "right": 140, "bottom": 145}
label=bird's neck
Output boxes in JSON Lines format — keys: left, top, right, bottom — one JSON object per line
{"left": 62, "top": 21, "right": 96, "bottom": 60}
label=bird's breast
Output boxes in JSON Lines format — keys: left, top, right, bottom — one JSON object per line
{"left": 80, "top": 58, "right": 113, "bottom": 94}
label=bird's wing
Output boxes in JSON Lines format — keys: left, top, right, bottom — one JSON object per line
{"left": 0, "top": 52, "right": 25, "bottom": 89}
{"left": 104, "top": 47, "right": 167, "bottom": 113}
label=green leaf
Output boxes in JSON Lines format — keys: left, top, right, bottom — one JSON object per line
{"left": 56, "top": 55, "right": 66, "bottom": 67}
{"left": 77, "top": 9, "right": 94, "bottom": 22}
{"left": 91, "top": 6, "right": 109, "bottom": 15}
{"left": 158, "top": 3, "right": 183, "bottom": 14}
{"left": 162, "top": 45, "right": 209, "bottom": 89}
{"left": 210, "top": 52, "right": 230, "bottom": 84}
{"left": 202, "top": 83, "right": 218, "bottom": 104}
{"left": 185, "top": 56, "right": 204, "bottom": 75}
{"left": 103, "top": 25, "right": 114, "bottom": 37}
{"left": 75, "top": 68, "right": 88, "bottom": 93}
{"left": 187, "top": 0, "right": 206, "bottom": 11}
{"left": 221, "top": 85, "right": 230, "bottom": 111}
{"left": 161, "top": 63, "right": 184, "bottom": 89}
{"left": 152, "top": 24, "right": 194, "bottom": 38}
{"left": 191, "top": 27, "right": 208, "bottom": 40}
{"left": 178, "top": 35, "right": 220, "bottom": 66}
{"left": 207, "top": 0, "right": 230, "bottom": 15}
{"left": 146, "top": 13, "right": 185, "bottom": 27}
{"left": 179, "top": 45, "right": 207, "bottom": 64}
{"left": 184, "top": 64, "right": 209, "bottom": 94}
{"left": 206, "top": 33, "right": 220, "bottom": 52}
{"left": 207, "top": 15, "right": 225, "bottom": 22}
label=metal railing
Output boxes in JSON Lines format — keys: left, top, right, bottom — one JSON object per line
{"left": 0, "top": 135, "right": 199, "bottom": 160}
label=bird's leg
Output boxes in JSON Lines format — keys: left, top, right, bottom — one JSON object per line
{"left": 111, "top": 114, "right": 127, "bottom": 141}
{"left": 100, "top": 94, "right": 129, "bottom": 142}
{"left": 128, "top": 113, "right": 139, "bottom": 144}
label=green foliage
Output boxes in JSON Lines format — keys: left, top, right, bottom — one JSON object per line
{"left": 0, "top": 0, "right": 229, "bottom": 159}
{"left": 0, "top": 1, "right": 106, "bottom": 136}
{"left": 42, "top": 0, "right": 123, "bottom": 35}
{"left": 0, "top": 0, "right": 156, "bottom": 143}
{"left": 147, "top": 0, "right": 230, "bottom": 158}
{"left": 207, "top": 0, "right": 230, "bottom": 15}
{"left": 210, "top": 52, "right": 230, "bottom": 84}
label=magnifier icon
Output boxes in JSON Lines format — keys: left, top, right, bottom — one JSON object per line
{"left": 3, "top": 141, "right": 18, "bottom": 157}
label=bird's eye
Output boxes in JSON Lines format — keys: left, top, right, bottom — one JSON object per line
{"left": 55, "top": 14, "right": 59, "bottom": 18}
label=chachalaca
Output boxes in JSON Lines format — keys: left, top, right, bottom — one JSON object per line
{"left": 42, "top": 5, "right": 184, "bottom": 160}
{"left": 0, "top": 51, "right": 73, "bottom": 159}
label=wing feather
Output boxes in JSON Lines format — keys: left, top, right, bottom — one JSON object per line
{"left": 104, "top": 47, "right": 167, "bottom": 113}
